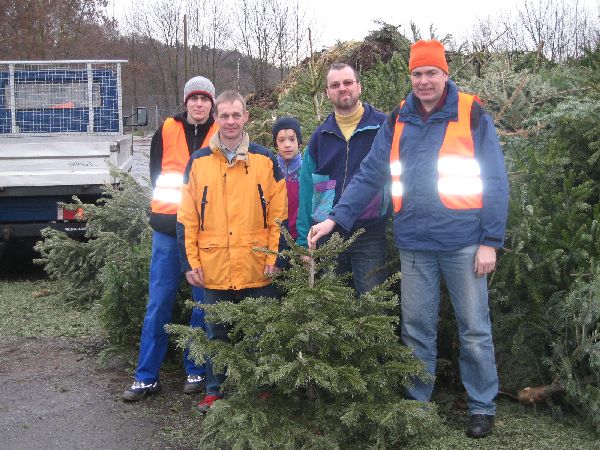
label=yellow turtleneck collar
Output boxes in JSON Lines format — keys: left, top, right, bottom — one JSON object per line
{"left": 335, "top": 102, "right": 364, "bottom": 141}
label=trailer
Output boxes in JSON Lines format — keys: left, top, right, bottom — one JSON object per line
{"left": 0, "top": 60, "right": 146, "bottom": 250}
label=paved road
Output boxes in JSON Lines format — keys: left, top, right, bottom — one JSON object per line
{"left": 0, "top": 337, "right": 194, "bottom": 450}
{"left": 132, "top": 136, "right": 151, "bottom": 186}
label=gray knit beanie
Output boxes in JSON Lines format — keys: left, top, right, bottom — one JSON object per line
{"left": 183, "top": 76, "right": 215, "bottom": 105}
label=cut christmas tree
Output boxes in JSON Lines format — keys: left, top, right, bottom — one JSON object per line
{"left": 169, "top": 228, "right": 440, "bottom": 449}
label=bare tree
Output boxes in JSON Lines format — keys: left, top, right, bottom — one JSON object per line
{"left": 186, "top": 1, "right": 207, "bottom": 77}
{"left": 235, "top": 0, "right": 275, "bottom": 95}
{"left": 292, "top": 0, "right": 311, "bottom": 66}
{"left": 120, "top": 0, "right": 251, "bottom": 107}
{"left": 273, "top": 1, "right": 292, "bottom": 82}
{"left": 187, "top": 0, "right": 231, "bottom": 82}
{"left": 472, "top": 0, "right": 599, "bottom": 61}
{"left": 126, "top": 0, "right": 186, "bottom": 105}
{"left": 234, "top": 0, "right": 308, "bottom": 95}
{"left": 516, "top": 0, "right": 585, "bottom": 60}
{"left": 273, "top": 0, "right": 309, "bottom": 81}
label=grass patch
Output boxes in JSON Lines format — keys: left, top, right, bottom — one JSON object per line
{"left": 408, "top": 391, "right": 600, "bottom": 449}
{"left": 153, "top": 389, "right": 205, "bottom": 447}
{"left": 0, "top": 279, "right": 102, "bottom": 338}
{"left": 143, "top": 386, "right": 600, "bottom": 450}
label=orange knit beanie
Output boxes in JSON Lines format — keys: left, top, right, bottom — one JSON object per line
{"left": 409, "top": 39, "right": 448, "bottom": 73}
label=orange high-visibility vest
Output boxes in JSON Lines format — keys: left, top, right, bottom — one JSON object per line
{"left": 389, "top": 92, "right": 483, "bottom": 213}
{"left": 151, "top": 118, "right": 218, "bottom": 215}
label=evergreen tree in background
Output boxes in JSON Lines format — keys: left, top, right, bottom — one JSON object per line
{"left": 34, "top": 169, "right": 191, "bottom": 355}
{"left": 549, "top": 265, "right": 600, "bottom": 433}
{"left": 34, "top": 168, "right": 151, "bottom": 306}
{"left": 169, "top": 230, "right": 440, "bottom": 449}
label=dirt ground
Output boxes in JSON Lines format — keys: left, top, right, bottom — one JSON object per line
{"left": 0, "top": 336, "right": 200, "bottom": 450}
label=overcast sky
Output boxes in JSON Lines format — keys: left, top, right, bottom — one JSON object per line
{"left": 108, "top": 0, "right": 599, "bottom": 49}
{"left": 302, "top": 0, "right": 515, "bottom": 46}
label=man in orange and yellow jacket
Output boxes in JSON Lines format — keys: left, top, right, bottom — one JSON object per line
{"left": 177, "top": 90, "right": 288, "bottom": 413}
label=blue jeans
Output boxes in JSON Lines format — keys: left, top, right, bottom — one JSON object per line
{"left": 322, "top": 225, "right": 388, "bottom": 296}
{"left": 135, "top": 231, "right": 206, "bottom": 383}
{"left": 203, "top": 284, "right": 278, "bottom": 396}
{"left": 399, "top": 245, "right": 498, "bottom": 415}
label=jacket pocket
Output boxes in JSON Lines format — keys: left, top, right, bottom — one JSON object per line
{"left": 197, "top": 232, "right": 228, "bottom": 249}
{"left": 357, "top": 186, "right": 391, "bottom": 220}
{"left": 257, "top": 184, "right": 268, "bottom": 228}
{"left": 357, "top": 191, "right": 383, "bottom": 220}
{"left": 311, "top": 174, "right": 336, "bottom": 223}
{"left": 197, "top": 233, "right": 228, "bottom": 287}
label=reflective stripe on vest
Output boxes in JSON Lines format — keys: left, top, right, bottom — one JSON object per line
{"left": 389, "top": 114, "right": 404, "bottom": 212}
{"left": 389, "top": 93, "right": 482, "bottom": 213}
{"left": 151, "top": 119, "right": 218, "bottom": 215}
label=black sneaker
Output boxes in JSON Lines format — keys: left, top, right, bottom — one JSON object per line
{"left": 467, "top": 414, "right": 494, "bottom": 438}
{"left": 183, "top": 375, "right": 205, "bottom": 394}
{"left": 122, "top": 380, "right": 161, "bottom": 402}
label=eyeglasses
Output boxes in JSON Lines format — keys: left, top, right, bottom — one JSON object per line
{"left": 327, "top": 80, "right": 358, "bottom": 90}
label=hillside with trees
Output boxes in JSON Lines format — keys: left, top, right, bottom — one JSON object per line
{"left": 0, "top": 0, "right": 305, "bottom": 123}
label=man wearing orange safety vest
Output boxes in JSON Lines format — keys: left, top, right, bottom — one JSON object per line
{"left": 308, "top": 40, "right": 509, "bottom": 439}
{"left": 123, "top": 76, "right": 219, "bottom": 402}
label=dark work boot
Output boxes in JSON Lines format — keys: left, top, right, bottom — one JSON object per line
{"left": 467, "top": 414, "right": 494, "bottom": 438}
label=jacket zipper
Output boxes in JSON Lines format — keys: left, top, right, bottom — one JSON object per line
{"left": 257, "top": 184, "right": 268, "bottom": 228}
{"left": 341, "top": 139, "right": 350, "bottom": 191}
{"left": 200, "top": 186, "right": 208, "bottom": 231}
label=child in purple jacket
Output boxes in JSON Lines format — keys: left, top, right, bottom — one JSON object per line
{"left": 272, "top": 117, "right": 302, "bottom": 240}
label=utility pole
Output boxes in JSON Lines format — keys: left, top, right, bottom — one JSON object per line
{"left": 184, "top": 14, "right": 188, "bottom": 81}
{"left": 237, "top": 55, "right": 241, "bottom": 92}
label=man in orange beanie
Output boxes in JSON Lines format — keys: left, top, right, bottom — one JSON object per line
{"left": 308, "top": 40, "right": 508, "bottom": 439}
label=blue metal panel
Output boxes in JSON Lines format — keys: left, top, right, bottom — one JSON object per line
{"left": 0, "top": 68, "right": 119, "bottom": 133}
{"left": 0, "top": 72, "right": 10, "bottom": 133}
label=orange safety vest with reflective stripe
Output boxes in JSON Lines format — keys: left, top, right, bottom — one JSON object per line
{"left": 389, "top": 92, "right": 483, "bottom": 213}
{"left": 151, "top": 118, "right": 218, "bottom": 215}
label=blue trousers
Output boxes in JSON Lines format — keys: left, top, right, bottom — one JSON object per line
{"left": 135, "top": 231, "right": 205, "bottom": 383}
{"left": 203, "top": 284, "right": 278, "bottom": 396}
{"left": 321, "top": 226, "right": 388, "bottom": 296}
{"left": 400, "top": 245, "right": 498, "bottom": 415}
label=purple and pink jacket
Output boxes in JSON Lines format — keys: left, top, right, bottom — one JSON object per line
{"left": 277, "top": 153, "right": 302, "bottom": 240}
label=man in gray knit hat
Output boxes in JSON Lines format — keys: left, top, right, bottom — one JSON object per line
{"left": 123, "top": 76, "right": 219, "bottom": 402}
